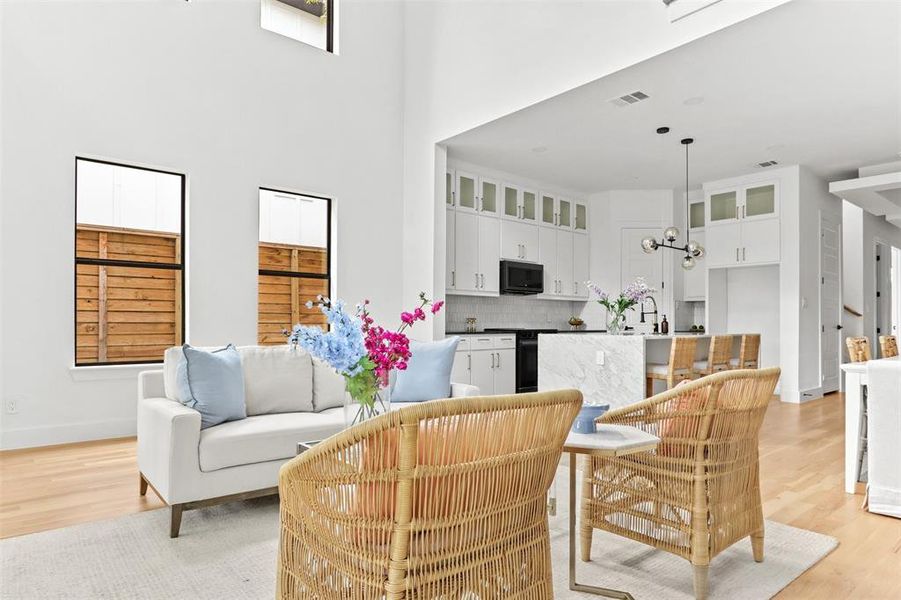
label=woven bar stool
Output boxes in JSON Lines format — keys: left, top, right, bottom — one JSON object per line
{"left": 846, "top": 336, "right": 872, "bottom": 487}
{"left": 646, "top": 336, "right": 697, "bottom": 397}
{"left": 879, "top": 335, "right": 898, "bottom": 358}
{"left": 694, "top": 335, "right": 734, "bottom": 376}
{"left": 730, "top": 334, "right": 760, "bottom": 369}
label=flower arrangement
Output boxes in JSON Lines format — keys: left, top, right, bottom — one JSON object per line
{"left": 287, "top": 292, "right": 443, "bottom": 423}
{"left": 586, "top": 278, "right": 655, "bottom": 334}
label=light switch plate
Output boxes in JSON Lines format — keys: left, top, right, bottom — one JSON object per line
{"left": 595, "top": 350, "right": 605, "bottom": 366}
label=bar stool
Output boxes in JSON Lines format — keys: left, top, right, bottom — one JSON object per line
{"left": 879, "top": 335, "right": 898, "bottom": 358}
{"left": 646, "top": 336, "right": 697, "bottom": 397}
{"left": 730, "top": 334, "right": 760, "bottom": 369}
{"left": 693, "top": 335, "right": 734, "bottom": 376}
{"left": 846, "top": 336, "right": 872, "bottom": 485}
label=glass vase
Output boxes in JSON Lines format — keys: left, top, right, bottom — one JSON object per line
{"left": 606, "top": 309, "right": 626, "bottom": 335}
{"left": 344, "top": 384, "right": 392, "bottom": 428}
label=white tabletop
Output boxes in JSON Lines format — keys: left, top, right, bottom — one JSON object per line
{"left": 564, "top": 424, "right": 660, "bottom": 457}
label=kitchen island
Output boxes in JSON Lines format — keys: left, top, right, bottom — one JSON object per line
{"left": 537, "top": 332, "right": 752, "bottom": 409}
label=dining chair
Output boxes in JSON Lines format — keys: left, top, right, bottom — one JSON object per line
{"left": 580, "top": 368, "right": 781, "bottom": 600}
{"left": 730, "top": 334, "right": 760, "bottom": 369}
{"left": 693, "top": 335, "right": 734, "bottom": 376}
{"left": 277, "top": 390, "right": 582, "bottom": 600}
{"left": 646, "top": 336, "right": 698, "bottom": 397}
{"left": 879, "top": 335, "right": 898, "bottom": 358}
{"left": 846, "top": 336, "right": 872, "bottom": 362}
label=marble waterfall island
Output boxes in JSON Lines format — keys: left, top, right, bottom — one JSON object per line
{"left": 537, "top": 332, "right": 748, "bottom": 409}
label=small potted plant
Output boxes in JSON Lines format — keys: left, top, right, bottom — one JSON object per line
{"left": 568, "top": 316, "right": 585, "bottom": 331}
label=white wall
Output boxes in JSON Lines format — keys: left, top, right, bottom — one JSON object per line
{"left": 402, "top": 0, "right": 791, "bottom": 339}
{"left": 0, "top": 0, "right": 405, "bottom": 449}
{"left": 724, "top": 265, "right": 781, "bottom": 371}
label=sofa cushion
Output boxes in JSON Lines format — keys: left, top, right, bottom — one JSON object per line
{"left": 179, "top": 344, "right": 247, "bottom": 429}
{"left": 238, "top": 345, "right": 314, "bottom": 415}
{"left": 312, "top": 358, "right": 348, "bottom": 411}
{"left": 198, "top": 409, "right": 344, "bottom": 472}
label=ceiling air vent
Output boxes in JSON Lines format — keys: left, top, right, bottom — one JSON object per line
{"left": 756, "top": 160, "right": 779, "bottom": 168}
{"left": 609, "top": 90, "right": 650, "bottom": 108}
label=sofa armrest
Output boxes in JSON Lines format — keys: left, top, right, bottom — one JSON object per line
{"left": 450, "top": 382, "right": 481, "bottom": 398}
{"left": 138, "top": 370, "right": 165, "bottom": 401}
{"left": 137, "top": 396, "right": 201, "bottom": 504}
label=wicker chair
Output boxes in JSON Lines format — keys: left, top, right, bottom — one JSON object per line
{"left": 580, "top": 368, "right": 781, "bottom": 600}
{"left": 846, "top": 336, "right": 872, "bottom": 362}
{"left": 879, "top": 335, "right": 898, "bottom": 358}
{"left": 277, "top": 390, "right": 582, "bottom": 600}
{"left": 693, "top": 335, "right": 734, "bottom": 376}
{"left": 646, "top": 336, "right": 698, "bottom": 397}
{"left": 730, "top": 334, "right": 760, "bottom": 369}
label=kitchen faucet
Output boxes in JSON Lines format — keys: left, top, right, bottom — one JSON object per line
{"left": 639, "top": 296, "right": 659, "bottom": 333}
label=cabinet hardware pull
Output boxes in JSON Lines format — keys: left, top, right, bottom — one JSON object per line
{"left": 735, "top": 205, "right": 738, "bottom": 219}
{"left": 743, "top": 247, "right": 746, "bottom": 261}
{"left": 451, "top": 271, "right": 455, "bottom": 286}
{"left": 467, "top": 354, "right": 471, "bottom": 370}
{"left": 490, "top": 353, "right": 495, "bottom": 369}
{"left": 496, "top": 352, "right": 501, "bottom": 367}
{"left": 736, "top": 248, "right": 739, "bottom": 262}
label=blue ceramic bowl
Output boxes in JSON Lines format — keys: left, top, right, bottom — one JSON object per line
{"left": 571, "top": 403, "right": 610, "bottom": 434}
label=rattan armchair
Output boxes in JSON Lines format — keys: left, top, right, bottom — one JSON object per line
{"left": 580, "top": 368, "right": 781, "bottom": 600}
{"left": 277, "top": 390, "right": 582, "bottom": 599}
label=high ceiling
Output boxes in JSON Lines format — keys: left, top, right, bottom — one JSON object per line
{"left": 442, "top": 0, "right": 901, "bottom": 193}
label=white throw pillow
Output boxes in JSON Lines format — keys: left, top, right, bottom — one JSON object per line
{"left": 238, "top": 345, "right": 314, "bottom": 415}
{"left": 312, "top": 358, "right": 349, "bottom": 411}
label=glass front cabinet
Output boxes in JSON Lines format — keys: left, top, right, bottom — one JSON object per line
{"left": 704, "top": 179, "right": 780, "bottom": 268}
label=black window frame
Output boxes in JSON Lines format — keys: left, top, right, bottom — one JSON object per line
{"left": 74, "top": 156, "right": 187, "bottom": 367}
{"left": 257, "top": 187, "right": 333, "bottom": 337}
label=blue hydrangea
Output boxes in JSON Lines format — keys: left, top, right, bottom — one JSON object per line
{"left": 288, "top": 299, "right": 367, "bottom": 376}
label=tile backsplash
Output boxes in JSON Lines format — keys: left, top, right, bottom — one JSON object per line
{"left": 445, "top": 295, "right": 587, "bottom": 332}
{"left": 674, "top": 300, "right": 706, "bottom": 331}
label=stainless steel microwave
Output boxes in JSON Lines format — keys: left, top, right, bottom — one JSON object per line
{"left": 499, "top": 260, "right": 544, "bottom": 295}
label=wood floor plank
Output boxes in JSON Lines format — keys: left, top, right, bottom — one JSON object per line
{"left": 0, "top": 393, "right": 899, "bottom": 598}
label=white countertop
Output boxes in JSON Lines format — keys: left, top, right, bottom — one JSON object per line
{"left": 541, "top": 332, "right": 757, "bottom": 340}
{"left": 840, "top": 355, "right": 900, "bottom": 374}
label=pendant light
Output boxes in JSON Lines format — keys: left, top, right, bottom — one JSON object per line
{"left": 641, "top": 134, "right": 705, "bottom": 269}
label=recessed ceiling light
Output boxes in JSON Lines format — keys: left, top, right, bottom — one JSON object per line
{"left": 683, "top": 96, "right": 705, "bottom": 106}
{"left": 531, "top": 146, "right": 548, "bottom": 154}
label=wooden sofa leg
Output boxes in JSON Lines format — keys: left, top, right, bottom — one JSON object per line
{"left": 751, "top": 530, "right": 764, "bottom": 562}
{"left": 170, "top": 505, "right": 184, "bottom": 538}
{"left": 139, "top": 473, "right": 148, "bottom": 497}
{"left": 692, "top": 564, "right": 709, "bottom": 600}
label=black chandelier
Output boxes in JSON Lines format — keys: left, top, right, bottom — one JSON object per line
{"left": 641, "top": 135, "right": 705, "bottom": 270}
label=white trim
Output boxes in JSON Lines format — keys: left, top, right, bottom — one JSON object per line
{"left": 69, "top": 363, "right": 149, "bottom": 382}
{"left": 1, "top": 417, "right": 136, "bottom": 450}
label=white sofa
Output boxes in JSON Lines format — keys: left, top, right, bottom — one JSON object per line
{"left": 137, "top": 345, "right": 479, "bottom": 537}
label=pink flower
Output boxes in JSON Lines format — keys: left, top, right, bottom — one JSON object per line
{"left": 413, "top": 307, "right": 426, "bottom": 321}
{"left": 400, "top": 312, "right": 415, "bottom": 325}
{"left": 431, "top": 300, "right": 444, "bottom": 314}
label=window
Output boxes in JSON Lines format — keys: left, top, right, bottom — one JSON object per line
{"left": 258, "top": 188, "right": 331, "bottom": 344}
{"left": 261, "top": 0, "right": 336, "bottom": 54}
{"left": 75, "top": 158, "right": 185, "bottom": 365}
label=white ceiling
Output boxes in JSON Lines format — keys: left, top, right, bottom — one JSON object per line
{"left": 442, "top": 0, "right": 901, "bottom": 194}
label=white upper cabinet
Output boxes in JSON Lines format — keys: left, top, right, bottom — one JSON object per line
{"left": 688, "top": 199, "right": 705, "bottom": 230}
{"left": 454, "top": 211, "right": 480, "bottom": 292}
{"left": 556, "top": 230, "right": 574, "bottom": 296}
{"left": 708, "top": 188, "right": 739, "bottom": 225}
{"left": 502, "top": 183, "right": 537, "bottom": 223}
{"left": 455, "top": 170, "right": 479, "bottom": 213}
{"left": 573, "top": 233, "right": 590, "bottom": 299}
{"left": 478, "top": 176, "right": 500, "bottom": 217}
{"left": 478, "top": 216, "right": 500, "bottom": 293}
{"left": 574, "top": 201, "right": 589, "bottom": 233}
{"left": 540, "top": 192, "right": 556, "bottom": 228}
{"left": 446, "top": 170, "right": 455, "bottom": 207}
{"left": 706, "top": 181, "right": 779, "bottom": 226}
{"left": 704, "top": 178, "right": 780, "bottom": 268}
{"left": 539, "top": 226, "right": 557, "bottom": 295}
{"left": 446, "top": 208, "right": 456, "bottom": 290}
{"left": 557, "top": 197, "right": 573, "bottom": 229}
{"left": 502, "top": 183, "right": 520, "bottom": 220}
{"left": 742, "top": 183, "right": 778, "bottom": 221}
{"left": 501, "top": 219, "right": 539, "bottom": 262}
{"left": 541, "top": 193, "right": 588, "bottom": 233}
{"left": 520, "top": 189, "right": 538, "bottom": 223}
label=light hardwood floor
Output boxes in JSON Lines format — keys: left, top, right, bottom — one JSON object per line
{"left": 1, "top": 393, "right": 899, "bottom": 598}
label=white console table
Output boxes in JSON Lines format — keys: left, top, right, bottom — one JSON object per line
{"left": 840, "top": 356, "right": 901, "bottom": 518}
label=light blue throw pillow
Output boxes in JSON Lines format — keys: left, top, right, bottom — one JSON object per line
{"left": 177, "top": 344, "right": 246, "bottom": 429}
{"left": 392, "top": 337, "right": 461, "bottom": 403}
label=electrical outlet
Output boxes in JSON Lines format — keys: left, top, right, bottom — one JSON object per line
{"left": 595, "top": 350, "right": 605, "bottom": 366}
{"left": 5, "top": 397, "right": 19, "bottom": 414}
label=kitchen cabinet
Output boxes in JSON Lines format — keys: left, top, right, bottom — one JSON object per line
{"left": 706, "top": 182, "right": 779, "bottom": 225}
{"left": 478, "top": 177, "right": 500, "bottom": 217}
{"left": 574, "top": 201, "right": 589, "bottom": 233}
{"left": 688, "top": 199, "right": 705, "bottom": 230}
{"left": 556, "top": 230, "right": 574, "bottom": 296}
{"left": 705, "top": 179, "right": 780, "bottom": 268}
{"left": 446, "top": 207, "right": 456, "bottom": 290}
{"left": 455, "top": 170, "right": 478, "bottom": 213}
{"left": 682, "top": 230, "right": 706, "bottom": 300}
{"left": 572, "top": 233, "right": 590, "bottom": 299}
{"left": 450, "top": 334, "right": 516, "bottom": 395}
{"left": 452, "top": 212, "right": 499, "bottom": 294}
{"left": 501, "top": 219, "right": 539, "bottom": 262}
{"left": 502, "top": 183, "right": 537, "bottom": 223}
{"left": 539, "top": 226, "right": 557, "bottom": 295}
{"left": 446, "top": 170, "right": 454, "bottom": 206}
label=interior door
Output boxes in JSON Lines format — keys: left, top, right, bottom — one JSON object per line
{"left": 454, "top": 212, "right": 479, "bottom": 291}
{"left": 620, "top": 228, "right": 663, "bottom": 328}
{"left": 820, "top": 213, "right": 841, "bottom": 393}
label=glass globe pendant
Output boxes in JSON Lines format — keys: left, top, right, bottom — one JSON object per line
{"left": 663, "top": 227, "right": 680, "bottom": 243}
{"left": 641, "top": 236, "right": 659, "bottom": 254}
{"left": 682, "top": 255, "right": 696, "bottom": 270}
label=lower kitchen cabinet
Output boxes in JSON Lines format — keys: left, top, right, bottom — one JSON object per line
{"left": 450, "top": 335, "right": 516, "bottom": 395}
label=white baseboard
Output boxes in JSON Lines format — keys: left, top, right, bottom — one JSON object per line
{"left": 781, "top": 386, "right": 824, "bottom": 404}
{"left": 0, "top": 418, "right": 136, "bottom": 450}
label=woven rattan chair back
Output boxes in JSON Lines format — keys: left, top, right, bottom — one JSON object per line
{"left": 846, "top": 336, "right": 872, "bottom": 362}
{"left": 737, "top": 334, "right": 760, "bottom": 368}
{"left": 879, "top": 335, "right": 898, "bottom": 358}
{"left": 581, "top": 368, "right": 780, "bottom": 600}
{"left": 705, "top": 335, "right": 734, "bottom": 373}
{"left": 669, "top": 335, "right": 698, "bottom": 382}
{"left": 277, "top": 390, "right": 582, "bottom": 599}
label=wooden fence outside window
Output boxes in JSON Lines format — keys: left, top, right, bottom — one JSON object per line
{"left": 258, "top": 242, "right": 328, "bottom": 345}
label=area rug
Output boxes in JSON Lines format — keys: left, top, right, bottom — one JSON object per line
{"left": 1, "top": 467, "right": 837, "bottom": 599}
